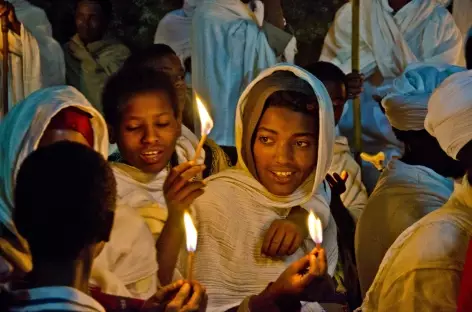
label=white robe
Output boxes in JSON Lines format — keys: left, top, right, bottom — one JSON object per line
{"left": 188, "top": 64, "right": 338, "bottom": 312}
{"left": 355, "top": 159, "right": 455, "bottom": 297}
{"left": 192, "top": 0, "right": 296, "bottom": 146}
{"left": 0, "top": 0, "right": 65, "bottom": 109}
{"left": 360, "top": 175, "right": 472, "bottom": 311}
{"left": 452, "top": 0, "right": 472, "bottom": 66}
{"left": 320, "top": 0, "right": 462, "bottom": 189}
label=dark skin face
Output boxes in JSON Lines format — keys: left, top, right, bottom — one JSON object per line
{"left": 323, "top": 81, "right": 347, "bottom": 125}
{"left": 75, "top": 0, "right": 109, "bottom": 44}
{"left": 114, "top": 91, "right": 182, "bottom": 174}
{"left": 253, "top": 106, "right": 318, "bottom": 196}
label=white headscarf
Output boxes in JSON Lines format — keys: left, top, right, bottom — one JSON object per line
{"left": 425, "top": 70, "right": 472, "bottom": 159}
{"left": 0, "top": 85, "right": 108, "bottom": 272}
{"left": 382, "top": 63, "right": 466, "bottom": 131}
{"left": 191, "top": 64, "right": 337, "bottom": 311}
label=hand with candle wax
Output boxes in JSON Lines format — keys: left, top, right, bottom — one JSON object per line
{"left": 142, "top": 280, "right": 208, "bottom": 312}
{"left": 345, "top": 72, "right": 364, "bottom": 100}
{"left": 157, "top": 161, "right": 206, "bottom": 285}
{"left": 251, "top": 249, "right": 334, "bottom": 309}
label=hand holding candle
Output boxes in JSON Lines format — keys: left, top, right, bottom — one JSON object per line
{"left": 193, "top": 95, "right": 214, "bottom": 162}
{"left": 184, "top": 211, "right": 197, "bottom": 281}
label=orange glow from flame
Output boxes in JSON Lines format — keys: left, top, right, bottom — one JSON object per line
{"left": 184, "top": 212, "right": 197, "bottom": 252}
{"left": 196, "top": 95, "right": 214, "bottom": 136}
{"left": 308, "top": 210, "right": 323, "bottom": 245}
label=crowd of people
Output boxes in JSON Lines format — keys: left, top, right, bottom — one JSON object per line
{"left": 0, "top": 0, "right": 472, "bottom": 311}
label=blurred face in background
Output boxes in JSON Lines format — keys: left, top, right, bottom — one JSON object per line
{"left": 76, "top": 0, "right": 109, "bottom": 44}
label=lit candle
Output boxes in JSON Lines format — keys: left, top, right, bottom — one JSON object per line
{"left": 308, "top": 210, "right": 323, "bottom": 250}
{"left": 184, "top": 211, "right": 198, "bottom": 281}
{"left": 193, "top": 95, "right": 214, "bottom": 162}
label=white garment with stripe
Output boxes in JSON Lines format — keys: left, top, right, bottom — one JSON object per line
{"left": 2, "top": 0, "right": 65, "bottom": 108}
{"left": 188, "top": 64, "right": 338, "bottom": 312}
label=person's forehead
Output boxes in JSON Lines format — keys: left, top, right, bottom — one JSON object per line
{"left": 259, "top": 106, "right": 317, "bottom": 134}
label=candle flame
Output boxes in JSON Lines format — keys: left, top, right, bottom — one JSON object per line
{"left": 196, "top": 95, "right": 214, "bottom": 136}
{"left": 184, "top": 212, "right": 197, "bottom": 252}
{"left": 308, "top": 210, "right": 323, "bottom": 245}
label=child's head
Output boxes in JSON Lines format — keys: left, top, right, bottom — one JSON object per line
{"left": 14, "top": 141, "right": 116, "bottom": 264}
{"left": 123, "top": 44, "right": 187, "bottom": 121}
{"left": 304, "top": 61, "right": 347, "bottom": 125}
{"left": 248, "top": 73, "right": 319, "bottom": 196}
{"left": 103, "top": 67, "right": 181, "bottom": 174}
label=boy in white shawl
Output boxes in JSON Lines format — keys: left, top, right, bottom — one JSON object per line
{"left": 355, "top": 63, "right": 466, "bottom": 297}
{"left": 192, "top": 0, "right": 297, "bottom": 146}
{"left": 320, "top": 0, "right": 462, "bottom": 191}
{"left": 0, "top": 0, "right": 65, "bottom": 110}
{"left": 360, "top": 70, "right": 472, "bottom": 311}
{"left": 188, "top": 64, "right": 340, "bottom": 311}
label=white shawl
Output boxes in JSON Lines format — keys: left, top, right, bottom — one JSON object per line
{"left": 321, "top": 0, "right": 462, "bottom": 77}
{"left": 2, "top": 0, "right": 65, "bottom": 108}
{"left": 189, "top": 64, "right": 338, "bottom": 312}
{"left": 382, "top": 63, "right": 466, "bottom": 131}
{"left": 111, "top": 125, "right": 205, "bottom": 239}
{"left": 192, "top": 0, "right": 278, "bottom": 146}
{"left": 0, "top": 85, "right": 108, "bottom": 272}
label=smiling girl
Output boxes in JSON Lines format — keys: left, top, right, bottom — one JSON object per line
{"left": 102, "top": 67, "right": 231, "bottom": 286}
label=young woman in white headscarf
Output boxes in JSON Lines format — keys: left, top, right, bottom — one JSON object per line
{"left": 186, "top": 64, "right": 345, "bottom": 311}
{"left": 0, "top": 86, "right": 159, "bottom": 300}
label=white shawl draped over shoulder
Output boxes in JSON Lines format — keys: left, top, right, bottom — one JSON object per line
{"left": 189, "top": 64, "right": 338, "bottom": 312}
{"left": 2, "top": 0, "right": 65, "bottom": 108}
{"left": 111, "top": 125, "right": 205, "bottom": 239}
{"left": 0, "top": 86, "right": 108, "bottom": 273}
{"left": 192, "top": 0, "right": 278, "bottom": 146}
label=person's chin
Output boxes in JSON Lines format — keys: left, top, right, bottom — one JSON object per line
{"left": 136, "top": 161, "right": 168, "bottom": 174}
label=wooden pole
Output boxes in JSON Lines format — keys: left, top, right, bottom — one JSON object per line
{"left": 351, "top": 0, "right": 362, "bottom": 163}
{"left": 1, "top": 0, "right": 8, "bottom": 119}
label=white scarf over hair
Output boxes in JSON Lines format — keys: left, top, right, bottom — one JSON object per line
{"left": 425, "top": 70, "right": 472, "bottom": 159}
{"left": 382, "top": 63, "right": 466, "bottom": 131}
{"left": 111, "top": 126, "right": 205, "bottom": 239}
{"left": 188, "top": 64, "right": 337, "bottom": 312}
{"left": 0, "top": 85, "right": 108, "bottom": 272}
{"left": 321, "top": 0, "right": 462, "bottom": 78}
{"left": 3, "top": 0, "right": 65, "bottom": 108}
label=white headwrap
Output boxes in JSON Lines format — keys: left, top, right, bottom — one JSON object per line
{"left": 0, "top": 85, "right": 108, "bottom": 272}
{"left": 190, "top": 64, "right": 337, "bottom": 311}
{"left": 425, "top": 70, "right": 472, "bottom": 159}
{"left": 382, "top": 63, "right": 466, "bottom": 131}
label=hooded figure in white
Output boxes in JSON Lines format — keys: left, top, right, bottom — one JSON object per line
{"left": 187, "top": 64, "right": 338, "bottom": 312}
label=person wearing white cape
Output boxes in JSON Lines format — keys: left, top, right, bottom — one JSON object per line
{"left": 355, "top": 63, "right": 466, "bottom": 297}
{"left": 0, "top": 0, "right": 65, "bottom": 109}
{"left": 192, "top": 0, "right": 297, "bottom": 146}
{"left": 320, "top": 0, "right": 462, "bottom": 191}
{"left": 360, "top": 70, "right": 472, "bottom": 311}
{"left": 188, "top": 64, "right": 339, "bottom": 312}
{"left": 0, "top": 86, "right": 158, "bottom": 300}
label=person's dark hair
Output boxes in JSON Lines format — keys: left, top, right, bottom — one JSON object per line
{"left": 78, "top": 0, "right": 113, "bottom": 22}
{"left": 265, "top": 90, "right": 320, "bottom": 122}
{"left": 123, "top": 44, "right": 176, "bottom": 70}
{"left": 304, "top": 61, "right": 346, "bottom": 86}
{"left": 102, "top": 67, "right": 180, "bottom": 128}
{"left": 14, "top": 141, "right": 116, "bottom": 262}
